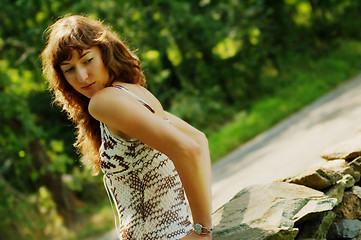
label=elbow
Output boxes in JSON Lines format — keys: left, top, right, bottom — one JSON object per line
{"left": 196, "top": 130, "right": 208, "bottom": 146}
{"left": 189, "top": 140, "right": 202, "bottom": 157}
{"left": 200, "top": 132, "right": 208, "bottom": 144}
{"left": 169, "top": 139, "right": 204, "bottom": 175}
{"left": 178, "top": 139, "right": 202, "bottom": 161}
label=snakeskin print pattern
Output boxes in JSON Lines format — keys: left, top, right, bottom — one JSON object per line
{"left": 100, "top": 123, "right": 193, "bottom": 239}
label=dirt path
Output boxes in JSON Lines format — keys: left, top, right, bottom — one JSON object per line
{"left": 212, "top": 72, "right": 361, "bottom": 211}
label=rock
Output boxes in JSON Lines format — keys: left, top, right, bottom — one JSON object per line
{"left": 351, "top": 185, "right": 361, "bottom": 199}
{"left": 325, "top": 174, "right": 356, "bottom": 205}
{"left": 212, "top": 182, "right": 337, "bottom": 240}
{"left": 292, "top": 197, "right": 337, "bottom": 224}
{"left": 326, "top": 219, "right": 361, "bottom": 239}
{"left": 294, "top": 211, "right": 336, "bottom": 240}
{"left": 349, "top": 156, "right": 361, "bottom": 173}
{"left": 283, "top": 168, "right": 341, "bottom": 190}
{"left": 281, "top": 160, "right": 356, "bottom": 190}
{"left": 342, "top": 166, "right": 361, "bottom": 183}
{"left": 333, "top": 191, "right": 361, "bottom": 220}
{"left": 321, "top": 134, "right": 361, "bottom": 161}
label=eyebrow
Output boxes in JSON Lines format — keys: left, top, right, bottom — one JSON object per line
{"left": 60, "top": 50, "right": 91, "bottom": 65}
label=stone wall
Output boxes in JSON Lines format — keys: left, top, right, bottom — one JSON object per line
{"left": 212, "top": 133, "right": 361, "bottom": 240}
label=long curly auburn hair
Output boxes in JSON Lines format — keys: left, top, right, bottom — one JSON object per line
{"left": 41, "top": 15, "right": 146, "bottom": 175}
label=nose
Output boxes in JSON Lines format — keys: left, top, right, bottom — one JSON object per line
{"left": 76, "top": 66, "right": 89, "bottom": 82}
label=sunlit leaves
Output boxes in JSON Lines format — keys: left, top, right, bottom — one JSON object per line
{"left": 142, "top": 50, "right": 160, "bottom": 63}
{"left": 47, "top": 140, "right": 73, "bottom": 174}
{"left": 249, "top": 28, "right": 261, "bottom": 45}
{"left": 18, "top": 150, "right": 26, "bottom": 158}
{"left": 35, "top": 11, "right": 46, "bottom": 23}
{"left": 212, "top": 37, "right": 242, "bottom": 59}
{"left": 166, "top": 41, "right": 183, "bottom": 66}
{"left": 294, "top": 1, "right": 312, "bottom": 26}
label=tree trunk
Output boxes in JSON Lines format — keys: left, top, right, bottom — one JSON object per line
{"left": 29, "top": 139, "right": 79, "bottom": 228}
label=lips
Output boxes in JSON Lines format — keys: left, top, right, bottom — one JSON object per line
{"left": 82, "top": 82, "right": 95, "bottom": 90}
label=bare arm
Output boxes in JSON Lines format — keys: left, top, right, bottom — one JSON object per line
{"left": 88, "top": 88, "right": 212, "bottom": 232}
{"left": 165, "top": 112, "right": 212, "bottom": 201}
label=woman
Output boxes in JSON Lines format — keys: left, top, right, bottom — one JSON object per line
{"left": 41, "top": 15, "right": 212, "bottom": 239}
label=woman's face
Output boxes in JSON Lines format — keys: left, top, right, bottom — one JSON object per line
{"left": 60, "top": 46, "right": 109, "bottom": 98}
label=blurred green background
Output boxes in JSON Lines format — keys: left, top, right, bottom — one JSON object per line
{"left": 2, "top": 0, "right": 361, "bottom": 239}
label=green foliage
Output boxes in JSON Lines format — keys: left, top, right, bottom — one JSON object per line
{"left": 209, "top": 40, "right": 361, "bottom": 161}
{"left": 0, "top": 180, "right": 72, "bottom": 240}
{"left": 1, "top": 0, "right": 361, "bottom": 239}
{"left": 0, "top": 61, "right": 41, "bottom": 191}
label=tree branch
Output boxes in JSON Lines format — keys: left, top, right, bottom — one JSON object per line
{"left": 0, "top": 38, "right": 37, "bottom": 65}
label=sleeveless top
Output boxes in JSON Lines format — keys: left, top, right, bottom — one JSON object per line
{"left": 99, "top": 85, "right": 193, "bottom": 240}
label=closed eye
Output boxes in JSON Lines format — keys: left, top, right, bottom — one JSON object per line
{"left": 85, "top": 57, "right": 93, "bottom": 64}
{"left": 65, "top": 67, "right": 74, "bottom": 73}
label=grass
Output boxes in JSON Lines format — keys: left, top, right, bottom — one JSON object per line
{"left": 208, "top": 40, "right": 361, "bottom": 163}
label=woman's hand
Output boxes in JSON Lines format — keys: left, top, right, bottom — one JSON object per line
{"left": 181, "top": 231, "right": 212, "bottom": 240}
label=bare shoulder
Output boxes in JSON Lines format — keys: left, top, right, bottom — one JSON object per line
{"left": 88, "top": 87, "right": 125, "bottom": 120}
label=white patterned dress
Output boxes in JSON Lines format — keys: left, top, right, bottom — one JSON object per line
{"left": 99, "top": 85, "right": 193, "bottom": 239}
